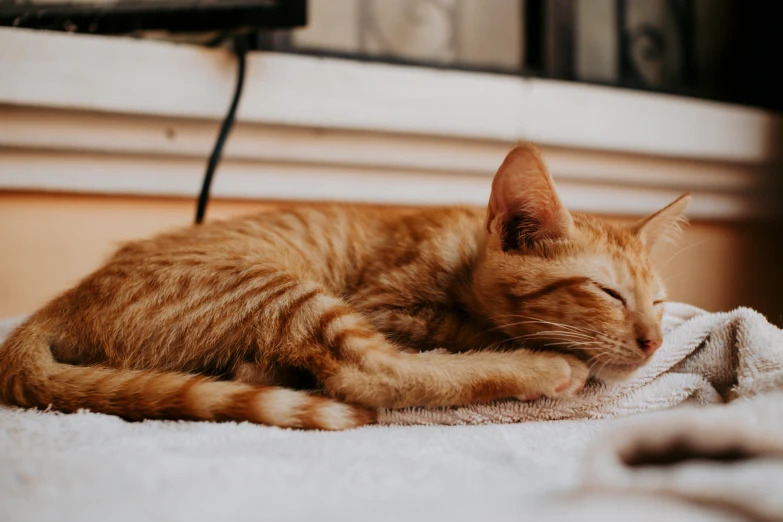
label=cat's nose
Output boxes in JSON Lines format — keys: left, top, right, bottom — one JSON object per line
{"left": 637, "top": 337, "right": 662, "bottom": 356}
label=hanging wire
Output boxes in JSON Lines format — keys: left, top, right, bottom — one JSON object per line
{"left": 195, "top": 34, "right": 251, "bottom": 225}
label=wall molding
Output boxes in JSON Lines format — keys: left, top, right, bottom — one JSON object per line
{"left": 0, "top": 106, "right": 776, "bottom": 220}
{"left": 0, "top": 27, "right": 781, "bottom": 220}
{"left": 1, "top": 146, "right": 766, "bottom": 220}
{"left": 2, "top": 27, "right": 782, "bottom": 163}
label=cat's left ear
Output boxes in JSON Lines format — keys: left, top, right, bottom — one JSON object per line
{"left": 631, "top": 194, "right": 691, "bottom": 252}
{"left": 486, "top": 143, "right": 575, "bottom": 251}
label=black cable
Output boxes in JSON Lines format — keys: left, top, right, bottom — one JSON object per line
{"left": 195, "top": 34, "right": 250, "bottom": 225}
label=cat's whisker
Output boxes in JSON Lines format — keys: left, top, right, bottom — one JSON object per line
{"left": 495, "top": 315, "right": 618, "bottom": 350}
{"left": 589, "top": 351, "right": 616, "bottom": 363}
{"left": 542, "top": 342, "right": 582, "bottom": 349}
{"left": 543, "top": 340, "right": 603, "bottom": 350}
{"left": 509, "top": 316, "right": 613, "bottom": 342}
{"left": 505, "top": 331, "right": 596, "bottom": 344}
{"left": 589, "top": 358, "right": 614, "bottom": 376}
{"left": 510, "top": 329, "right": 594, "bottom": 340}
{"left": 497, "top": 319, "right": 598, "bottom": 340}
{"left": 512, "top": 316, "right": 589, "bottom": 334}
{"left": 538, "top": 338, "right": 600, "bottom": 347}
{"left": 514, "top": 328, "right": 593, "bottom": 340}
{"left": 658, "top": 238, "right": 709, "bottom": 272}
{"left": 662, "top": 272, "right": 688, "bottom": 284}
{"left": 554, "top": 321, "right": 612, "bottom": 340}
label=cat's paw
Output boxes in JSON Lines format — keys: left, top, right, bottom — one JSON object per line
{"left": 554, "top": 354, "right": 589, "bottom": 397}
{"left": 515, "top": 353, "right": 588, "bottom": 401}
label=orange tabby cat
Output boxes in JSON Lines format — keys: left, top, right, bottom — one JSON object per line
{"left": 0, "top": 144, "right": 689, "bottom": 430}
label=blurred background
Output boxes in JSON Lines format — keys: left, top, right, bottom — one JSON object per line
{"left": 0, "top": 0, "right": 781, "bottom": 323}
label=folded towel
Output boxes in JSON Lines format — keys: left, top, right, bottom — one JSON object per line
{"left": 380, "top": 303, "right": 783, "bottom": 425}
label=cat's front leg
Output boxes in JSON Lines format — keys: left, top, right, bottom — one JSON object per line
{"left": 358, "top": 306, "right": 588, "bottom": 402}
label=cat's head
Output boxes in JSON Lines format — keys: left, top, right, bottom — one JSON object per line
{"left": 471, "top": 143, "right": 690, "bottom": 382}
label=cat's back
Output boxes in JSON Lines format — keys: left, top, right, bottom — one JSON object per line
{"left": 43, "top": 201, "right": 481, "bottom": 317}
{"left": 111, "top": 203, "right": 485, "bottom": 262}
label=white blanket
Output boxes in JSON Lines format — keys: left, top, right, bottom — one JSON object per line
{"left": 2, "top": 304, "right": 782, "bottom": 522}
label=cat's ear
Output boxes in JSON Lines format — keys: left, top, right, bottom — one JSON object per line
{"left": 631, "top": 194, "right": 691, "bottom": 252}
{"left": 486, "top": 143, "right": 574, "bottom": 251}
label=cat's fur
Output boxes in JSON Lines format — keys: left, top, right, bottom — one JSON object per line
{"left": 0, "top": 144, "right": 690, "bottom": 430}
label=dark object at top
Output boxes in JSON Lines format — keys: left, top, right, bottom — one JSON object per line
{"left": 0, "top": 0, "right": 306, "bottom": 34}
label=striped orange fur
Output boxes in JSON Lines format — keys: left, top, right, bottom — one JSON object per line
{"left": 0, "top": 143, "right": 690, "bottom": 430}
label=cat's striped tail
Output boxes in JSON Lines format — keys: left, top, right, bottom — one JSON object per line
{"left": 0, "top": 320, "right": 375, "bottom": 430}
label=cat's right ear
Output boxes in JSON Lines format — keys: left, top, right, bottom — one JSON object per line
{"left": 486, "top": 143, "right": 574, "bottom": 251}
{"left": 631, "top": 193, "right": 691, "bottom": 253}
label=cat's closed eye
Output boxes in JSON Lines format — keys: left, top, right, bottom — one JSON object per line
{"left": 601, "top": 287, "right": 627, "bottom": 306}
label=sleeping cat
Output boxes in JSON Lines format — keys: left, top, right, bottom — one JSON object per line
{"left": 0, "top": 143, "right": 689, "bottom": 430}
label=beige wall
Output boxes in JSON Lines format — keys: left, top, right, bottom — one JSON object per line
{"left": 1, "top": 191, "right": 781, "bottom": 325}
